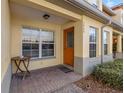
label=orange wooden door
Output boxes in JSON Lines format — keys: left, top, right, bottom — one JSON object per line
{"left": 64, "top": 27, "right": 74, "bottom": 67}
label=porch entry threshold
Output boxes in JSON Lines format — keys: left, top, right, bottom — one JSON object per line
{"left": 58, "top": 65, "right": 73, "bottom": 73}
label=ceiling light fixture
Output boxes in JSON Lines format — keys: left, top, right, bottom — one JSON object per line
{"left": 43, "top": 14, "right": 50, "bottom": 20}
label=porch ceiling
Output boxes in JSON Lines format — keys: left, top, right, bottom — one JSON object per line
{"left": 113, "top": 30, "right": 123, "bottom": 35}
{"left": 10, "top": 0, "right": 82, "bottom": 21}
{"left": 10, "top": 3, "right": 70, "bottom": 24}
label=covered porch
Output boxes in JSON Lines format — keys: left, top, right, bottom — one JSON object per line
{"left": 9, "top": 1, "right": 85, "bottom": 92}
{"left": 113, "top": 31, "right": 123, "bottom": 59}
{"left": 10, "top": 0, "right": 83, "bottom": 74}
{"left": 9, "top": 1, "right": 84, "bottom": 92}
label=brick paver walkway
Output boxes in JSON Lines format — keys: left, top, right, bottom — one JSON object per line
{"left": 10, "top": 66, "right": 83, "bottom": 93}
{"left": 52, "top": 84, "right": 85, "bottom": 93}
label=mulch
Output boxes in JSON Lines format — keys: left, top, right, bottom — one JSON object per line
{"left": 75, "top": 75, "right": 123, "bottom": 93}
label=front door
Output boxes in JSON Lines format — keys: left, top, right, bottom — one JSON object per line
{"left": 64, "top": 27, "right": 74, "bottom": 67}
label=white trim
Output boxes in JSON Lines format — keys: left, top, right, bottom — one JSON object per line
{"left": 21, "top": 27, "right": 56, "bottom": 59}
{"left": 103, "top": 31, "right": 109, "bottom": 55}
{"left": 89, "top": 26, "right": 97, "bottom": 58}
{"left": 21, "top": 29, "right": 23, "bottom": 57}
{"left": 39, "top": 29, "right": 42, "bottom": 58}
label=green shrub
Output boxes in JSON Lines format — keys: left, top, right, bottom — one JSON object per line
{"left": 93, "top": 59, "right": 123, "bottom": 90}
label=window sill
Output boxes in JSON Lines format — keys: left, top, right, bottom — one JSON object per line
{"left": 30, "top": 56, "right": 56, "bottom": 61}
{"left": 89, "top": 56, "right": 99, "bottom": 59}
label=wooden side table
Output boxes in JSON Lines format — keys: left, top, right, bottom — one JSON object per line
{"left": 11, "top": 56, "right": 31, "bottom": 80}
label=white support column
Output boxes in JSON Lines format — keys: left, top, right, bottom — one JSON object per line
{"left": 117, "top": 35, "right": 122, "bottom": 53}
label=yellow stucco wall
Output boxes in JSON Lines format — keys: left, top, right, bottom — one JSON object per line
{"left": 82, "top": 15, "right": 113, "bottom": 57}
{"left": 112, "top": 8, "right": 123, "bottom": 24}
{"left": 62, "top": 14, "right": 114, "bottom": 58}
{"left": 11, "top": 15, "right": 63, "bottom": 73}
{"left": 1, "top": 0, "right": 11, "bottom": 81}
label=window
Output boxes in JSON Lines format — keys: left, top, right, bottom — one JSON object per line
{"left": 89, "top": 27, "right": 97, "bottom": 58}
{"left": 22, "top": 27, "right": 55, "bottom": 59}
{"left": 41, "top": 31, "right": 54, "bottom": 57}
{"left": 67, "top": 31, "right": 74, "bottom": 48}
{"left": 22, "top": 27, "right": 40, "bottom": 58}
{"left": 104, "top": 31, "right": 108, "bottom": 55}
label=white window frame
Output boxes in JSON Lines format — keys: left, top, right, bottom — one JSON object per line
{"left": 89, "top": 26, "right": 97, "bottom": 58}
{"left": 41, "top": 32, "right": 55, "bottom": 58}
{"left": 103, "top": 31, "right": 108, "bottom": 55}
{"left": 21, "top": 26, "right": 56, "bottom": 59}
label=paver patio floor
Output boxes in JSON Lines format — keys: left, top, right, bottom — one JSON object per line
{"left": 10, "top": 65, "right": 83, "bottom": 93}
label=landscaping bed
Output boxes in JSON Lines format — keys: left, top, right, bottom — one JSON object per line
{"left": 75, "top": 59, "right": 123, "bottom": 93}
{"left": 93, "top": 59, "right": 123, "bottom": 90}
{"left": 75, "top": 75, "right": 122, "bottom": 93}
